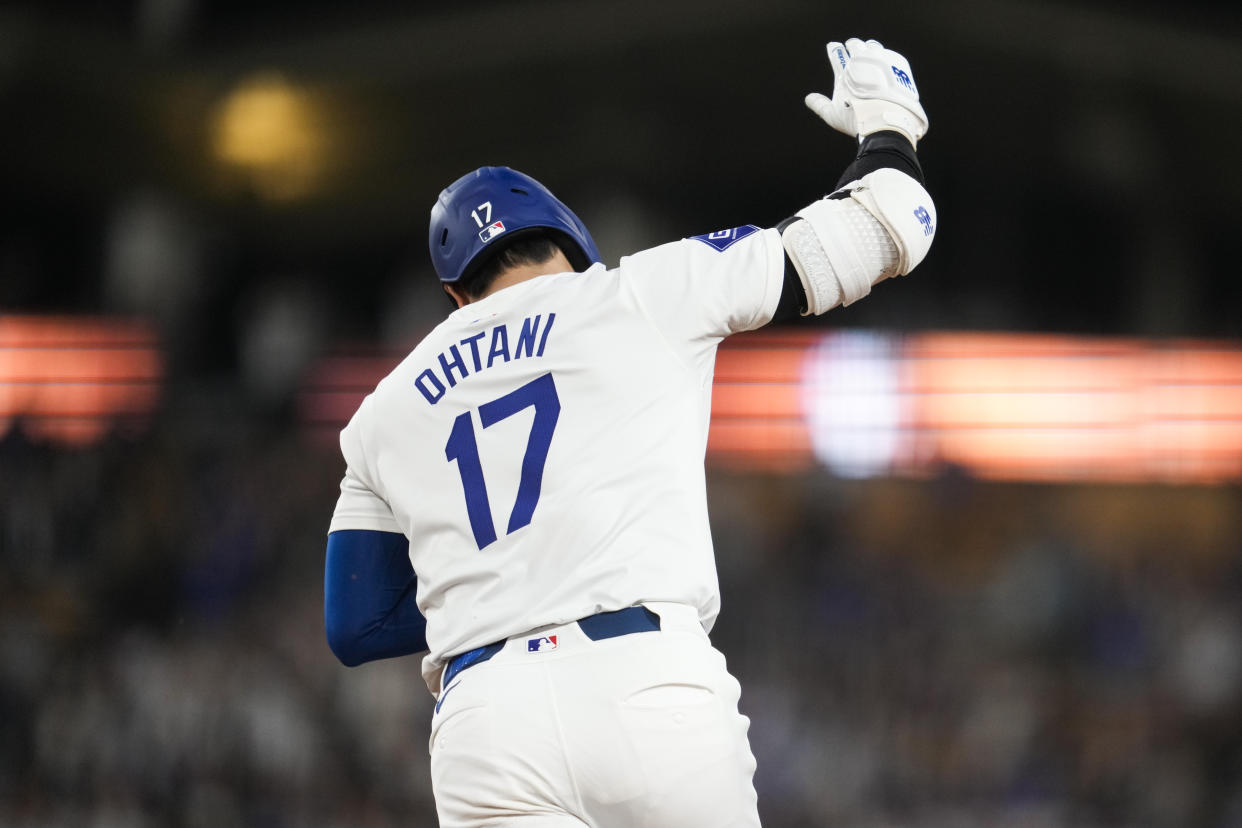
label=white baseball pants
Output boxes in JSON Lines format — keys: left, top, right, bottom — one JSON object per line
{"left": 429, "top": 602, "right": 761, "bottom": 827}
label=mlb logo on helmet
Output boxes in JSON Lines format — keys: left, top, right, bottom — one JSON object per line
{"left": 479, "top": 220, "right": 506, "bottom": 243}
{"left": 527, "top": 635, "right": 558, "bottom": 653}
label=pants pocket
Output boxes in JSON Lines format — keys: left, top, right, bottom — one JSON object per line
{"left": 624, "top": 682, "right": 715, "bottom": 708}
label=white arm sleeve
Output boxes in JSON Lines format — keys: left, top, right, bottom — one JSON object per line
{"left": 780, "top": 167, "right": 936, "bottom": 315}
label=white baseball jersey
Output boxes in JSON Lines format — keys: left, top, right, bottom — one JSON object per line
{"left": 329, "top": 224, "right": 785, "bottom": 694}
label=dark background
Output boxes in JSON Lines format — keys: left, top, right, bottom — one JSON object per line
{"left": 7, "top": 0, "right": 1242, "bottom": 344}
{"left": 3, "top": 1, "right": 1242, "bottom": 826}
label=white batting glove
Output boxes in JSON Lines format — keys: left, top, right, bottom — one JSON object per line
{"left": 805, "top": 38, "right": 929, "bottom": 147}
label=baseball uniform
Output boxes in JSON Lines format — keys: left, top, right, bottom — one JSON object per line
{"left": 330, "top": 228, "right": 784, "bottom": 824}
{"left": 324, "top": 36, "right": 935, "bottom": 827}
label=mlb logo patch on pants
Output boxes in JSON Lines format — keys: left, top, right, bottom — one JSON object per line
{"left": 527, "top": 635, "right": 558, "bottom": 652}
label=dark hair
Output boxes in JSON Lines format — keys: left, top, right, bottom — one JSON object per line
{"left": 457, "top": 233, "right": 566, "bottom": 301}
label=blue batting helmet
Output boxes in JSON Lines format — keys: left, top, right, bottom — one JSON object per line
{"left": 428, "top": 166, "right": 602, "bottom": 284}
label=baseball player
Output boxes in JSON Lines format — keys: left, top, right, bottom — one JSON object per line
{"left": 324, "top": 38, "right": 934, "bottom": 827}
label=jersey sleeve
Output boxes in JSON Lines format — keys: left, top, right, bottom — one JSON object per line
{"left": 617, "top": 225, "right": 786, "bottom": 347}
{"left": 328, "top": 396, "right": 403, "bottom": 535}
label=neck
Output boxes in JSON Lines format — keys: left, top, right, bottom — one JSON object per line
{"left": 450, "top": 249, "right": 577, "bottom": 307}
{"left": 486, "top": 260, "right": 563, "bottom": 295}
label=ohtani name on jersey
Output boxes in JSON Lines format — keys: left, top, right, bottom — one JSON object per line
{"left": 415, "top": 313, "right": 556, "bottom": 405}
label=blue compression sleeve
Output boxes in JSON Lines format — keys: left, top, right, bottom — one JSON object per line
{"left": 324, "top": 529, "right": 428, "bottom": 666}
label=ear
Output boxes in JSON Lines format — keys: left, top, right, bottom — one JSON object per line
{"left": 443, "top": 283, "right": 469, "bottom": 309}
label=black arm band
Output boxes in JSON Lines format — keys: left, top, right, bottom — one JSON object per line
{"left": 771, "top": 216, "right": 808, "bottom": 323}
{"left": 834, "top": 130, "right": 924, "bottom": 190}
{"left": 771, "top": 131, "right": 923, "bottom": 323}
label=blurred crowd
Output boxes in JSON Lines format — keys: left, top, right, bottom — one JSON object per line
{"left": 2, "top": 412, "right": 1242, "bottom": 827}
{"left": 3, "top": 0, "right": 1240, "bottom": 824}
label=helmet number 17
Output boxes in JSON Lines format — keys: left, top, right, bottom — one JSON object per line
{"left": 470, "top": 201, "right": 493, "bottom": 228}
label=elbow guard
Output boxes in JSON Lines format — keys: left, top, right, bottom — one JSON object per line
{"left": 781, "top": 168, "right": 936, "bottom": 314}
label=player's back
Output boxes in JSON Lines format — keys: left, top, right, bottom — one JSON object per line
{"left": 337, "top": 225, "right": 785, "bottom": 685}
{"left": 354, "top": 262, "right": 719, "bottom": 668}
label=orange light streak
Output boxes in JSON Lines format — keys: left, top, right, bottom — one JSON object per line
{"left": 297, "top": 330, "right": 1242, "bottom": 484}
{"left": 0, "top": 316, "right": 163, "bottom": 446}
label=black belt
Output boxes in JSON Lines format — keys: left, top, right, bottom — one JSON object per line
{"left": 443, "top": 606, "right": 660, "bottom": 687}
